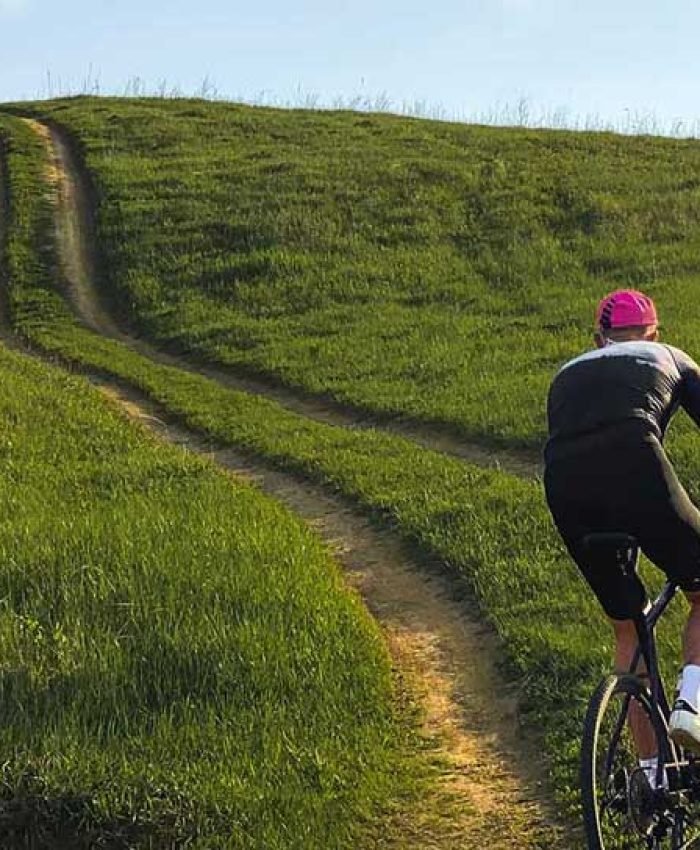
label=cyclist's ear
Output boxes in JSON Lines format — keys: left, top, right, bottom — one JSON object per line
{"left": 594, "top": 331, "right": 606, "bottom": 349}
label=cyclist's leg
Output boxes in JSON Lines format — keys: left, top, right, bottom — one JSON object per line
{"left": 553, "top": 525, "right": 658, "bottom": 759}
{"left": 674, "top": 591, "right": 700, "bottom": 729}
{"left": 634, "top": 442, "right": 700, "bottom": 749}
{"left": 682, "top": 590, "right": 700, "bottom": 666}
{"left": 545, "top": 469, "right": 657, "bottom": 759}
{"left": 668, "top": 589, "right": 700, "bottom": 750}
{"left": 612, "top": 617, "right": 657, "bottom": 759}
{"left": 674, "top": 589, "right": 700, "bottom": 723}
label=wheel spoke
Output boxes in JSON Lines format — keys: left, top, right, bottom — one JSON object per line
{"left": 582, "top": 675, "right": 673, "bottom": 849}
{"left": 677, "top": 821, "right": 700, "bottom": 849}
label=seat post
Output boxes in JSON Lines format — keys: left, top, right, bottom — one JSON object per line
{"left": 633, "top": 609, "right": 659, "bottom": 702}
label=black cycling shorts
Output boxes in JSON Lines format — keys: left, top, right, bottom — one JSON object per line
{"left": 545, "top": 421, "right": 700, "bottom": 620}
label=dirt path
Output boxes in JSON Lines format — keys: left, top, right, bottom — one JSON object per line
{"left": 10, "top": 119, "right": 571, "bottom": 846}
{"left": 96, "top": 379, "right": 566, "bottom": 848}
{"left": 28, "top": 118, "right": 541, "bottom": 479}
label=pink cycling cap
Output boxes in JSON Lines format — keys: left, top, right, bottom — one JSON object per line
{"left": 595, "top": 289, "right": 658, "bottom": 331}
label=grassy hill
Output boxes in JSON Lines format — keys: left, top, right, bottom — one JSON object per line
{"left": 8, "top": 95, "right": 700, "bottom": 446}
{"left": 4, "top": 98, "right": 700, "bottom": 842}
{"left": 0, "top": 117, "right": 430, "bottom": 847}
{"left": 0, "top": 347, "right": 421, "bottom": 848}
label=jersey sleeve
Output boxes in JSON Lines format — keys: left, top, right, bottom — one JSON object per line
{"left": 674, "top": 347, "right": 700, "bottom": 427}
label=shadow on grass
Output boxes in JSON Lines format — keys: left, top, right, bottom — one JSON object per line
{"left": 0, "top": 791, "right": 154, "bottom": 849}
{"left": 0, "top": 668, "right": 200, "bottom": 848}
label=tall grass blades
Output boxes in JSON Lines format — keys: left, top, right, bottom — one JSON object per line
{"left": 0, "top": 118, "right": 415, "bottom": 849}
{"left": 0, "top": 106, "right": 694, "bottom": 827}
{"left": 6, "top": 97, "right": 700, "bottom": 447}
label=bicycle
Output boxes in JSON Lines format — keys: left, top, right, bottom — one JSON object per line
{"left": 581, "top": 532, "right": 700, "bottom": 849}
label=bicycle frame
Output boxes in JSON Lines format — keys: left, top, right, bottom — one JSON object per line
{"left": 581, "top": 535, "right": 678, "bottom": 725}
{"left": 631, "top": 581, "right": 678, "bottom": 722}
{"left": 581, "top": 533, "right": 700, "bottom": 846}
{"left": 603, "top": 579, "right": 681, "bottom": 794}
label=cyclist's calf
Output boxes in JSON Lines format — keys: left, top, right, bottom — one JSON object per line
{"left": 612, "top": 617, "right": 649, "bottom": 677}
{"left": 682, "top": 590, "right": 700, "bottom": 666}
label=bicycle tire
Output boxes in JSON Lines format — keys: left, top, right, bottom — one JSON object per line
{"left": 581, "top": 673, "right": 672, "bottom": 850}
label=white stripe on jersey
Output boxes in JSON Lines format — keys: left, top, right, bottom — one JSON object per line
{"left": 558, "top": 341, "right": 681, "bottom": 378}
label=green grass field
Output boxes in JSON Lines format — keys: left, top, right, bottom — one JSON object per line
{"left": 0, "top": 118, "right": 436, "bottom": 849}
{"left": 7, "top": 96, "right": 700, "bottom": 446}
{"left": 0, "top": 348, "right": 427, "bottom": 848}
{"left": 6, "top": 98, "right": 700, "bottom": 847}
{"left": 4, "top": 101, "right": 700, "bottom": 840}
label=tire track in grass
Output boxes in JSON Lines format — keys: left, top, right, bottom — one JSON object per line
{"left": 13, "top": 118, "right": 570, "bottom": 846}
{"left": 94, "top": 378, "right": 565, "bottom": 849}
{"left": 30, "top": 118, "right": 541, "bottom": 480}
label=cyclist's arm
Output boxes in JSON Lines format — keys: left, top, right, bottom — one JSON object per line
{"left": 676, "top": 349, "right": 700, "bottom": 428}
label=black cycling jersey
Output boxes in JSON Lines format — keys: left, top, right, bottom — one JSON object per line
{"left": 545, "top": 340, "right": 700, "bottom": 463}
{"left": 544, "top": 339, "right": 700, "bottom": 618}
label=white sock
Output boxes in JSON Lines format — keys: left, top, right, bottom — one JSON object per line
{"left": 679, "top": 664, "right": 700, "bottom": 709}
{"left": 639, "top": 756, "right": 667, "bottom": 790}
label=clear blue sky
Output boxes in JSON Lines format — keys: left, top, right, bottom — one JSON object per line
{"left": 2, "top": 0, "right": 699, "bottom": 130}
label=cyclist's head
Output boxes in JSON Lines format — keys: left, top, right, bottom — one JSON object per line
{"left": 594, "top": 289, "right": 658, "bottom": 347}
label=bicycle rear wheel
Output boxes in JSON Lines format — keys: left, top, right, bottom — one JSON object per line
{"left": 582, "top": 673, "right": 674, "bottom": 849}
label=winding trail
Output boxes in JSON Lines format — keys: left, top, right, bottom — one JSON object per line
{"left": 96, "top": 380, "right": 564, "bottom": 848}
{"left": 32, "top": 119, "right": 542, "bottom": 480}
{"left": 4, "top": 119, "right": 571, "bottom": 847}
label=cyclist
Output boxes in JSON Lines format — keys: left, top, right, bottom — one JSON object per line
{"left": 544, "top": 289, "right": 700, "bottom": 772}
